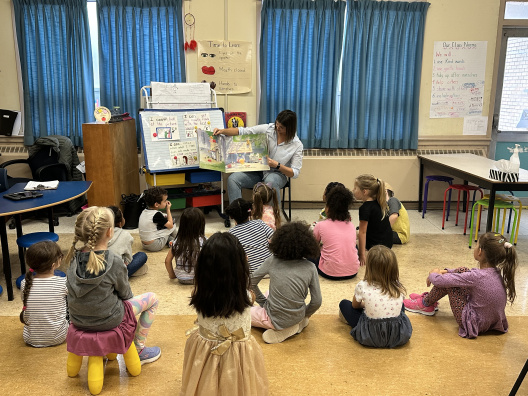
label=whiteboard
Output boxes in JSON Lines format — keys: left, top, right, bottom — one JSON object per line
{"left": 139, "top": 108, "right": 226, "bottom": 173}
{"left": 150, "top": 82, "right": 212, "bottom": 110}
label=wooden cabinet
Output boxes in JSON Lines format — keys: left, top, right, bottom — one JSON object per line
{"left": 82, "top": 119, "right": 140, "bottom": 207}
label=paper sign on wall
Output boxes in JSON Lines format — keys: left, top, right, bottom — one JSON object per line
{"left": 197, "top": 40, "right": 252, "bottom": 94}
{"left": 430, "top": 41, "right": 487, "bottom": 118}
{"left": 463, "top": 116, "right": 488, "bottom": 135}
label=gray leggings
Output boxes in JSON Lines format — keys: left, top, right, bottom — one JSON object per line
{"left": 142, "top": 228, "right": 177, "bottom": 252}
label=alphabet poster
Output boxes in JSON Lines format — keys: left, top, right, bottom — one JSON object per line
{"left": 197, "top": 40, "right": 252, "bottom": 94}
{"left": 430, "top": 41, "right": 487, "bottom": 118}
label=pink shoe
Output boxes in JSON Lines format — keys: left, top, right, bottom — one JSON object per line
{"left": 404, "top": 297, "right": 436, "bottom": 316}
{"left": 408, "top": 292, "right": 439, "bottom": 311}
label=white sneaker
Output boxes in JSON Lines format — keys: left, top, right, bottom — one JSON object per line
{"left": 262, "top": 323, "right": 300, "bottom": 344}
{"left": 131, "top": 264, "right": 148, "bottom": 277}
{"left": 296, "top": 317, "right": 309, "bottom": 334}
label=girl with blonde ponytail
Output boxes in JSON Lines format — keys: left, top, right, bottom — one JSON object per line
{"left": 66, "top": 206, "right": 162, "bottom": 364}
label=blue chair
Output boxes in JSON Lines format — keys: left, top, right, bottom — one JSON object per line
{"left": 15, "top": 232, "right": 61, "bottom": 289}
{"left": 422, "top": 175, "right": 454, "bottom": 218}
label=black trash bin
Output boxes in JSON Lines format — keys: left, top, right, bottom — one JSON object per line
{"left": 121, "top": 193, "right": 146, "bottom": 229}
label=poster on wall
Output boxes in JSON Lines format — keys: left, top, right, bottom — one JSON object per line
{"left": 430, "top": 41, "right": 487, "bottom": 118}
{"left": 225, "top": 112, "right": 247, "bottom": 128}
{"left": 197, "top": 40, "right": 252, "bottom": 94}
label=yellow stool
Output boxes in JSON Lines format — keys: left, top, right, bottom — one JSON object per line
{"left": 67, "top": 345, "right": 141, "bottom": 395}
{"left": 469, "top": 199, "right": 518, "bottom": 248}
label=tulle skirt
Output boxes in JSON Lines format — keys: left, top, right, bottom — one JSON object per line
{"left": 180, "top": 329, "right": 269, "bottom": 396}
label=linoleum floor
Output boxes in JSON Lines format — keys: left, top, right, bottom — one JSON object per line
{"left": 1, "top": 208, "right": 528, "bottom": 395}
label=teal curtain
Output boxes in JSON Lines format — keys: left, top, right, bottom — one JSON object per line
{"left": 13, "top": 0, "right": 94, "bottom": 146}
{"left": 338, "top": 0, "right": 429, "bottom": 149}
{"left": 97, "top": 0, "right": 186, "bottom": 145}
{"left": 260, "top": 0, "right": 346, "bottom": 148}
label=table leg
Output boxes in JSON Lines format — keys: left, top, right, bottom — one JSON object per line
{"left": 487, "top": 188, "right": 496, "bottom": 233}
{"left": 48, "top": 208, "right": 55, "bottom": 233}
{"left": 0, "top": 216, "right": 14, "bottom": 301}
{"left": 418, "top": 161, "right": 424, "bottom": 212}
{"left": 15, "top": 215, "right": 25, "bottom": 276}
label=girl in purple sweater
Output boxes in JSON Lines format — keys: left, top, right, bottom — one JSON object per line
{"left": 404, "top": 232, "right": 517, "bottom": 339}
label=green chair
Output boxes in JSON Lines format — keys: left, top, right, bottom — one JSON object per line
{"left": 468, "top": 199, "right": 518, "bottom": 248}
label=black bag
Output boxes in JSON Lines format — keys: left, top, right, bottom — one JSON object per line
{"left": 121, "top": 193, "right": 146, "bottom": 229}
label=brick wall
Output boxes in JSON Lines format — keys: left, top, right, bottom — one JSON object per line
{"left": 499, "top": 37, "right": 528, "bottom": 131}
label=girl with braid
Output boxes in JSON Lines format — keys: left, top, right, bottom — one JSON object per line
{"left": 65, "top": 207, "right": 161, "bottom": 364}
{"left": 404, "top": 232, "right": 518, "bottom": 339}
{"left": 20, "top": 241, "right": 68, "bottom": 347}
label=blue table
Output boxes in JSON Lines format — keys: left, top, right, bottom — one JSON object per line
{"left": 0, "top": 181, "right": 92, "bottom": 300}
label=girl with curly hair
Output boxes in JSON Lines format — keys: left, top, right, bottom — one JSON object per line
{"left": 251, "top": 221, "right": 322, "bottom": 344}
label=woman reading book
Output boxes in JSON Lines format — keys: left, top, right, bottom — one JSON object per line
{"left": 213, "top": 110, "right": 303, "bottom": 207}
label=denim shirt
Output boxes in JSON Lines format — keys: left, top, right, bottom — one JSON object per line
{"left": 237, "top": 123, "right": 303, "bottom": 179}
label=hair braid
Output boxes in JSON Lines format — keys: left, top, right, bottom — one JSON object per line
{"left": 19, "top": 271, "right": 34, "bottom": 324}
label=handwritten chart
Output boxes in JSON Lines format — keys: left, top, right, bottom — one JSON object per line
{"left": 183, "top": 113, "right": 212, "bottom": 138}
{"left": 197, "top": 40, "right": 252, "bottom": 94}
{"left": 149, "top": 116, "right": 179, "bottom": 141}
{"left": 430, "top": 41, "right": 487, "bottom": 118}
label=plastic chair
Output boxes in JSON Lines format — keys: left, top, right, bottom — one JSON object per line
{"left": 67, "top": 328, "right": 141, "bottom": 395}
{"left": 282, "top": 177, "right": 291, "bottom": 222}
{"left": 469, "top": 199, "right": 518, "bottom": 248}
{"left": 422, "top": 175, "right": 454, "bottom": 218}
{"left": 442, "top": 184, "right": 483, "bottom": 235}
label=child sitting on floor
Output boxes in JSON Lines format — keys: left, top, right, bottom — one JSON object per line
{"left": 385, "top": 183, "right": 410, "bottom": 245}
{"left": 108, "top": 206, "right": 148, "bottom": 277}
{"left": 138, "top": 186, "right": 177, "bottom": 252}
{"left": 181, "top": 232, "right": 268, "bottom": 395}
{"left": 20, "top": 241, "right": 68, "bottom": 347}
{"left": 226, "top": 198, "right": 274, "bottom": 273}
{"left": 313, "top": 184, "right": 360, "bottom": 280}
{"left": 404, "top": 232, "right": 517, "bottom": 339}
{"left": 251, "top": 221, "right": 322, "bottom": 344}
{"left": 164, "top": 207, "right": 206, "bottom": 284}
{"left": 252, "top": 182, "right": 281, "bottom": 230}
{"left": 339, "top": 245, "right": 412, "bottom": 348}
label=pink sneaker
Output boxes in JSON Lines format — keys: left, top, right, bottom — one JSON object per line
{"left": 404, "top": 297, "right": 436, "bottom": 316}
{"left": 408, "top": 293, "right": 439, "bottom": 311}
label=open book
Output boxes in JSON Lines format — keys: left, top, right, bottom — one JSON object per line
{"left": 24, "top": 180, "right": 59, "bottom": 190}
{"left": 197, "top": 129, "right": 269, "bottom": 173}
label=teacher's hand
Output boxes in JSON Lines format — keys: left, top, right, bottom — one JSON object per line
{"left": 266, "top": 156, "right": 278, "bottom": 169}
{"left": 213, "top": 128, "right": 223, "bottom": 135}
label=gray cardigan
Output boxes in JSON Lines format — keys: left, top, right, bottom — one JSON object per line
{"left": 251, "top": 255, "right": 322, "bottom": 330}
{"left": 67, "top": 250, "right": 133, "bottom": 331}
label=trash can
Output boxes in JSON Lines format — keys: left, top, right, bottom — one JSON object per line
{"left": 121, "top": 193, "right": 145, "bottom": 229}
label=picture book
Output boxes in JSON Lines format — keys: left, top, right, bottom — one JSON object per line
{"left": 197, "top": 129, "right": 269, "bottom": 173}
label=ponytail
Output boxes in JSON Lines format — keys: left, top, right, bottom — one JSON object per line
{"left": 499, "top": 244, "right": 518, "bottom": 303}
{"left": 376, "top": 178, "right": 388, "bottom": 219}
{"left": 19, "top": 271, "right": 34, "bottom": 324}
{"left": 252, "top": 183, "right": 281, "bottom": 229}
{"left": 478, "top": 232, "right": 518, "bottom": 303}
{"left": 355, "top": 174, "right": 389, "bottom": 219}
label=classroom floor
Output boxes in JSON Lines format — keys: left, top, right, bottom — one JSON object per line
{"left": 1, "top": 207, "right": 528, "bottom": 395}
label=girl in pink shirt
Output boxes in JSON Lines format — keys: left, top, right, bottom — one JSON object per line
{"left": 313, "top": 185, "right": 359, "bottom": 280}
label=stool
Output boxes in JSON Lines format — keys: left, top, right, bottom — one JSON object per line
{"left": 15, "top": 232, "right": 59, "bottom": 288}
{"left": 67, "top": 327, "right": 141, "bottom": 395}
{"left": 422, "top": 175, "right": 454, "bottom": 218}
{"left": 469, "top": 199, "right": 518, "bottom": 248}
{"left": 499, "top": 194, "right": 523, "bottom": 245}
{"left": 442, "top": 185, "right": 483, "bottom": 235}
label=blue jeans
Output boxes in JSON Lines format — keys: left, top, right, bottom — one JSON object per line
{"left": 127, "top": 252, "right": 148, "bottom": 277}
{"left": 227, "top": 171, "right": 287, "bottom": 206}
{"left": 339, "top": 299, "right": 363, "bottom": 328}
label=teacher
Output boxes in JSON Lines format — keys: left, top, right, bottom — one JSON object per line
{"left": 213, "top": 110, "right": 303, "bottom": 206}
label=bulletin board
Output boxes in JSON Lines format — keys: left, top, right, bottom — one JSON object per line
{"left": 139, "top": 108, "right": 226, "bottom": 173}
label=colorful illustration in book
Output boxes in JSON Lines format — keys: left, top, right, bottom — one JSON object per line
{"left": 197, "top": 129, "right": 268, "bottom": 173}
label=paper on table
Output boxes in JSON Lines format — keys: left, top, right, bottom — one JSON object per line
{"left": 24, "top": 180, "right": 59, "bottom": 190}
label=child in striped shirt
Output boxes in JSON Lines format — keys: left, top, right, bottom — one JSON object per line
{"left": 226, "top": 198, "right": 274, "bottom": 273}
{"left": 20, "top": 240, "right": 68, "bottom": 347}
